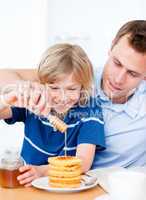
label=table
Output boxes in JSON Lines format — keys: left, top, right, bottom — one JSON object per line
{"left": 0, "top": 185, "right": 105, "bottom": 200}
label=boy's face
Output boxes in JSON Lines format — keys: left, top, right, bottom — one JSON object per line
{"left": 102, "top": 35, "right": 146, "bottom": 103}
{"left": 48, "top": 73, "right": 82, "bottom": 114}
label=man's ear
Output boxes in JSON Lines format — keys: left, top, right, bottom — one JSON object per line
{"left": 108, "top": 49, "right": 112, "bottom": 56}
{"left": 108, "top": 39, "right": 115, "bottom": 55}
{"left": 144, "top": 76, "right": 146, "bottom": 80}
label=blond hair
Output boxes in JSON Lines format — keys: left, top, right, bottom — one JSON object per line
{"left": 38, "top": 43, "right": 93, "bottom": 105}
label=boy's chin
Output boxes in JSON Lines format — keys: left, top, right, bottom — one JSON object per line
{"left": 53, "top": 107, "right": 70, "bottom": 114}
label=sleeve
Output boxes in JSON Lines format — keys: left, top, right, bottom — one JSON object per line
{"left": 77, "top": 100, "right": 106, "bottom": 151}
{"left": 4, "top": 107, "right": 27, "bottom": 124}
{"left": 77, "top": 118, "right": 105, "bottom": 151}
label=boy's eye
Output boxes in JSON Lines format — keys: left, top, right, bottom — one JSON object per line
{"left": 50, "top": 86, "right": 59, "bottom": 90}
{"left": 68, "top": 88, "right": 77, "bottom": 91}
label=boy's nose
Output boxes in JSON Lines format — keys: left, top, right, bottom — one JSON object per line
{"left": 59, "top": 89, "right": 67, "bottom": 103}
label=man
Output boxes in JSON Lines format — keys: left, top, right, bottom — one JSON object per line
{"left": 94, "top": 20, "right": 146, "bottom": 167}
{"left": 1, "top": 20, "right": 146, "bottom": 168}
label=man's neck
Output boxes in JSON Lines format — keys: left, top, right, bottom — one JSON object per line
{"left": 111, "top": 96, "right": 128, "bottom": 104}
{"left": 110, "top": 92, "right": 135, "bottom": 104}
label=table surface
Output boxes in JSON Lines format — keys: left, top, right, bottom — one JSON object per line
{"left": 0, "top": 185, "right": 105, "bottom": 200}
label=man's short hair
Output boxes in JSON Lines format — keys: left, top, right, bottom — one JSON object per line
{"left": 112, "top": 20, "right": 146, "bottom": 53}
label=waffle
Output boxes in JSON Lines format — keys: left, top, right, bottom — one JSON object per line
{"left": 48, "top": 163, "right": 80, "bottom": 171}
{"left": 48, "top": 156, "right": 82, "bottom": 167}
{"left": 48, "top": 156, "right": 82, "bottom": 188}
{"left": 49, "top": 176, "right": 81, "bottom": 188}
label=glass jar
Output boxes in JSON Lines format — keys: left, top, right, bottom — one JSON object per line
{"left": 0, "top": 149, "right": 24, "bottom": 188}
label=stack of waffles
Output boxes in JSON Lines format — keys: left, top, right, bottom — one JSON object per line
{"left": 48, "top": 156, "right": 82, "bottom": 188}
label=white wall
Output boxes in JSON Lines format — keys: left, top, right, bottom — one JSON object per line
{"left": 0, "top": 0, "right": 146, "bottom": 153}
{"left": 46, "top": 0, "right": 146, "bottom": 67}
{"left": 0, "top": 0, "right": 48, "bottom": 68}
{"left": 0, "top": 121, "right": 24, "bottom": 153}
{"left": 0, "top": 0, "right": 49, "bottom": 153}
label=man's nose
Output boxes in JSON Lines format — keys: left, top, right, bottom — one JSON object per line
{"left": 115, "top": 69, "right": 126, "bottom": 85}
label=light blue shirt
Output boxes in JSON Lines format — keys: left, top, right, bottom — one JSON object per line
{"left": 93, "top": 67, "right": 146, "bottom": 168}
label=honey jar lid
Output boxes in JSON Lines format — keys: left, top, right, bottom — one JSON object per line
{"left": 0, "top": 149, "right": 24, "bottom": 170}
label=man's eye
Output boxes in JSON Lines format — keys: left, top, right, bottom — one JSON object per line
{"left": 114, "top": 60, "right": 121, "bottom": 66}
{"left": 128, "top": 71, "right": 139, "bottom": 78}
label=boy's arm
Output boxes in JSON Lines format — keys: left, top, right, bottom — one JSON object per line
{"left": 0, "top": 68, "right": 39, "bottom": 120}
{"left": 76, "top": 144, "right": 96, "bottom": 173}
{"left": 0, "top": 92, "right": 16, "bottom": 119}
{"left": 0, "top": 107, "right": 12, "bottom": 120}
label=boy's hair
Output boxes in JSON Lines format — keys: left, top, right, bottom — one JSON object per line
{"left": 112, "top": 20, "right": 146, "bottom": 53}
{"left": 38, "top": 43, "right": 93, "bottom": 105}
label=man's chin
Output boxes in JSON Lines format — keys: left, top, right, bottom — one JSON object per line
{"left": 107, "top": 91, "right": 129, "bottom": 103}
{"left": 105, "top": 90, "right": 124, "bottom": 99}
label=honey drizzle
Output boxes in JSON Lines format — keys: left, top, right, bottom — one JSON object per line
{"left": 64, "top": 131, "right": 67, "bottom": 156}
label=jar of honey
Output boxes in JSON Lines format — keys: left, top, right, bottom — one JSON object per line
{"left": 0, "top": 150, "right": 24, "bottom": 188}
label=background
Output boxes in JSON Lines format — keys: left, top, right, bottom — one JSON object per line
{"left": 0, "top": 0, "right": 146, "bottom": 153}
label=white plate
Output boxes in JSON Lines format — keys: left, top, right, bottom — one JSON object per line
{"left": 94, "top": 194, "right": 109, "bottom": 200}
{"left": 32, "top": 176, "right": 98, "bottom": 193}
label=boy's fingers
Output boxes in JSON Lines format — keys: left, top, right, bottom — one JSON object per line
{"left": 17, "top": 170, "right": 34, "bottom": 181}
{"left": 24, "top": 183, "right": 32, "bottom": 187}
{"left": 30, "top": 92, "right": 41, "bottom": 106}
{"left": 32, "top": 91, "right": 47, "bottom": 115}
{"left": 19, "top": 165, "right": 31, "bottom": 172}
{"left": 19, "top": 176, "right": 34, "bottom": 185}
{"left": 40, "top": 105, "right": 51, "bottom": 116}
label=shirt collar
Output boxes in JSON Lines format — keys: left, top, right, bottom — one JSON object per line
{"left": 125, "top": 81, "right": 146, "bottom": 118}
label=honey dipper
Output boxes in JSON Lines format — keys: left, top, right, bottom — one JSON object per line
{"left": 47, "top": 114, "right": 68, "bottom": 133}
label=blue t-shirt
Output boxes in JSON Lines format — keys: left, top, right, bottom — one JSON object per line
{"left": 5, "top": 98, "right": 105, "bottom": 168}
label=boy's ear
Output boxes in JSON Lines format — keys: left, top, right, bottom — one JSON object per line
{"left": 144, "top": 76, "right": 146, "bottom": 81}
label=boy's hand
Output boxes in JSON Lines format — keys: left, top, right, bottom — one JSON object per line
{"left": 17, "top": 165, "right": 45, "bottom": 187}
{"left": 28, "top": 82, "right": 52, "bottom": 116}
{"left": 1, "top": 81, "right": 51, "bottom": 117}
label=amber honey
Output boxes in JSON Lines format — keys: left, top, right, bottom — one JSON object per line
{"left": 0, "top": 168, "right": 21, "bottom": 188}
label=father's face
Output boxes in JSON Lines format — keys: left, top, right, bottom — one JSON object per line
{"left": 102, "top": 35, "right": 146, "bottom": 103}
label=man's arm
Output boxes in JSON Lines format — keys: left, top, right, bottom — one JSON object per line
{"left": 0, "top": 69, "right": 38, "bottom": 86}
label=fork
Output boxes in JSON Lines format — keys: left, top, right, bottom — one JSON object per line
{"left": 81, "top": 174, "right": 98, "bottom": 185}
